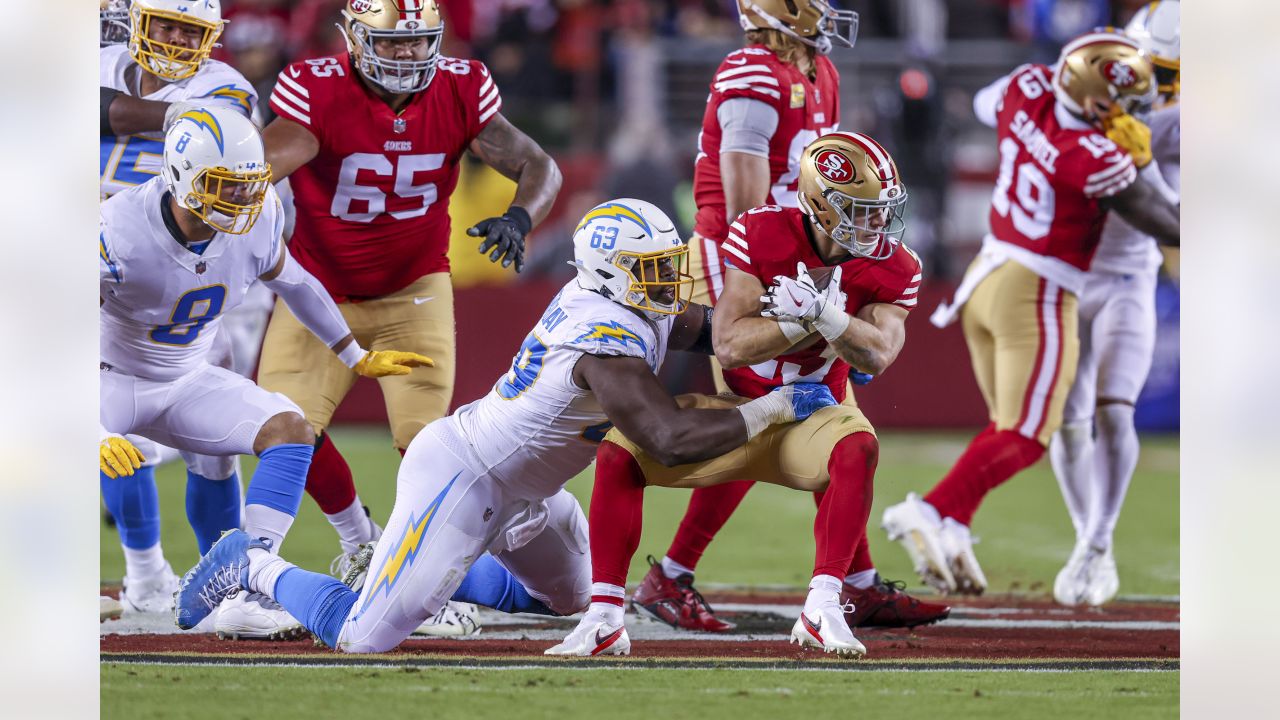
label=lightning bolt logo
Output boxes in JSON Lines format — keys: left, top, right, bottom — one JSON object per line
{"left": 177, "top": 109, "right": 225, "bottom": 155}
{"left": 574, "top": 322, "right": 648, "bottom": 354}
{"left": 357, "top": 472, "right": 460, "bottom": 616}
{"left": 574, "top": 202, "right": 651, "bottom": 236}
{"left": 202, "top": 84, "right": 254, "bottom": 116}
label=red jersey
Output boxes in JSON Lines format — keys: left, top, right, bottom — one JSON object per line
{"left": 270, "top": 54, "right": 501, "bottom": 301}
{"left": 987, "top": 64, "right": 1137, "bottom": 271}
{"left": 719, "top": 206, "right": 921, "bottom": 402}
{"left": 692, "top": 45, "right": 840, "bottom": 243}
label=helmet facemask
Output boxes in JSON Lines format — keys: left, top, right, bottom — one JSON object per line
{"left": 101, "top": 1, "right": 131, "bottom": 47}
{"left": 179, "top": 164, "right": 272, "bottom": 235}
{"left": 738, "top": 0, "right": 858, "bottom": 54}
{"left": 342, "top": 11, "right": 443, "bottom": 95}
{"left": 614, "top": 246, "right": 694, "bottom": 318}
{"left": 803, "top": 187, "right": 907, "bottom": 260}
{"left": 129, "top": 5, "right": 222, "bottom": 81}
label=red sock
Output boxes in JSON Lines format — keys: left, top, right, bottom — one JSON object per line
{"left": 813, "top": 432, "right": 878, "bottom": 579}
{"left": 305, "top": 432, "right": 357, "bottom": 514}
{"left": 665, "top": 480, "right": 755, "bottom": 570}
{"left": 848, "top": 533, "right": 874, "bottom": 575}
{"left": 924, "top": 428, "right": 1045, "bottom": 526}
{"left": 590, "top": 441, "right": 648, "bottom": 588}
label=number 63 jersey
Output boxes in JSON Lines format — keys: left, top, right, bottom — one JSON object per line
{"left": 100, "top": 177, "right": 285, "bottom": 381}
{"left": 269, "top": 54, "right": 502, "bottom": 302}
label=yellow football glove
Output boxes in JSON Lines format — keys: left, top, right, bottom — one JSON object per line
{"left": 1102, "top": 112, "right": 1153, "bottom": 168}
{"left": 100, "top": 434, "right": 145, "bottom": 479}
{"left": 354, "top": 350, "right": 435, "bottom": 378}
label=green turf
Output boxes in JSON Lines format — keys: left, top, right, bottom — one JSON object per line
{"left": 101, "top": 664, "right": 1178, "bottom": 720}
{"left": 100, "top": 427, "right": 1179, "bottom": 598}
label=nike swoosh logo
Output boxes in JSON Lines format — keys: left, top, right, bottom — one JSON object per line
{"left": 786, "top": 288, "right": 804, "bottom": 309}
{"left": 593, "top": 626, "right": 623, "bottom": 654}
{"left": 413, "top": 296, "right": 435, "bottom": 305}
{"left": 802, "top": 613, "right": 823, "bottom": 641}
{"left": 289, "top": 65, "right": 301, "bottom": 78}
{"left": 725, "top": 56, "right": 748, "bottom": 65}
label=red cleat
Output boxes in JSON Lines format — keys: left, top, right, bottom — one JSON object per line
{"left": 842, "top": 575, "right": 951, "bottom": 629}
{"left": 630, "top": 556, "right": 735, "bottom": 632}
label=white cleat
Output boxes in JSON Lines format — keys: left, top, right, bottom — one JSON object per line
{"left": 940, "top": 517, "right": 987, "bottom": 595}
{"left": 330, "top": 514, "right": 384, "bottom": 592}
{"left": 100, "top": 595, "right": 124, "bottom": 622}
{"left": 414, "top": 602, "right": 482, "bottom": 637}
{"left": 545, "top": 612, "right": 631, "bottom": 657}
{"left": 214, "top": 590, "right": 306, "bottom": 641}
{"left": 1054, "top": 540, "right": 1090, "bottom": 606}
{"left": 790, "top": 603, "right": 866, "bottom": 658}
{"left": 1080, "top": 546, "right": 1119, "bottom": 607}
{"left": 121, "top": 563, "right": 180, "bottom": 614}
{"left": 882, "top": 493, "right": 957, "bottom": 594}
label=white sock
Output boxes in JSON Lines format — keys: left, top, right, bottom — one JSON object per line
{"left": 243, "top": 504, "right": 294, "bottom": 553}
{"left": 804, "top": 574, "right": 843, "bottom": 614}
{"left": 122, "top": 543, "right": 167, "bottom": 579}
{"left": 246, "top": 546, "right": 294, "bottom": 596}
{"left": 326, "top": 497, "right": 374, "bottom": 555}
{"left": 1050, "top": 418, "right": 1094, "bottom": 539}
{"left": 660, "top": 555, "right": 695, "bottom": 580}
{"left": 1087, "top": 403, "right": 1139, "bottom": 549}
{"left": 844, "top": 569, "right": 877, "bottom": 589}
{"left": 588, "top": 582, "right": 625, "bottom": 626}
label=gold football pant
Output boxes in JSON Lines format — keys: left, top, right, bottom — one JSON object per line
{"left": 257, "top": 272, "right": 456, "bottom": 450}
{"left": 961, "top": 260, "right": 1079, "bottom": 446}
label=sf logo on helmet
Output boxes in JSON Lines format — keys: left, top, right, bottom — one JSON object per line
{"left": 351, "top": 0, "right": 375, "bottom": 14}
{"left": 1101, "top": 60, "right": 1137, "bottom": 88}
{"left": 815, "top": 149, "right": 855, "bottom": 183}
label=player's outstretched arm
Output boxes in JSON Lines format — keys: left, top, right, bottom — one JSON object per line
{"left": 576, "top": 355, "right": 836, "bottom": 467}
{"left": 714, "top": 267, "right": 810, "bottom": 368}
{"left": 667, "top": 303, "right": 716, "bottom": 355}
{"left": 261, "top": 116, "right": 321, "bottom": 183}
{"left": 101, "top": 89, "right": 172, "bottom": 137}
{"left": 1102, "top": 174, "right": 1180, "bottom": 248}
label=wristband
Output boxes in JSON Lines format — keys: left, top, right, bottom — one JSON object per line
{"left": 337, "top": 342, "right": 366, "bottom": 368}
{"left": 505, "top": 205, "right": 533, "bottom": 236}
{"left": 101, "top": 87, "right": 121, "bottom": 136}
{"left": 777, "top": 318, "right": 812, "bottom": 344}
{"left": 812, "top": 301, "right": 851, "bottom": 341}
{"left": 736, "top": 391, "right": 792, "bottom": 439}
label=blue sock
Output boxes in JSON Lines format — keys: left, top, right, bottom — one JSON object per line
{"left": 273, "top": 567, "right": 357, "bottom": 649}
{"left": 101, "top": 465, "right": 160, "bottom": 550}
{"left": 186, "top": 471, "right": 241, "bottom": 554}
{"left": 452, "top": 553, "right": 555, "bottom": 615}
{"left": 244, "top": 443, "right": 313, "bottom": 516}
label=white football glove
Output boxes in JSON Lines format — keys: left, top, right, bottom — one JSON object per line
{"left": 760, "top": 262, "right": 850, "bottom": 340}
{"left": 163, "top": 101, "right": 201, "bottom": 132}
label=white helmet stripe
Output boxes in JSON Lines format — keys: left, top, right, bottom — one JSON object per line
{"left": 842, "top": 132, "right": 894, "bottom": 183}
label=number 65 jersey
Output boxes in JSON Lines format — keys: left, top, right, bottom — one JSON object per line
{"left": 269, "top": 54, "right": 501, "bottom": 301}
{"left": 100, "top": 177, "right": 284, "bottom": 381}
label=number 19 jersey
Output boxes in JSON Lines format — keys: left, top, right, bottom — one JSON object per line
{"left": 269, "top": 55, "right": 502, "bottom": 301}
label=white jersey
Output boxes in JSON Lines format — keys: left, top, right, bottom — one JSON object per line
{"left": 100, "top": 45, "right": 257, "bottom": 198}
{"left": 1090, "top": 104, "right": 1180, "bottom": 275}
{"left": 100, "top": 176, "right": 285, "bottom": 381}
{"left": 451, "top": 281, "right": 677, "bottom": 500}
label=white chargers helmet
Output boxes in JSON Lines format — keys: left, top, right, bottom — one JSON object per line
{"left": 571, "top": 199, "right": 693, "bottom": 320}
{"left": 163, "top": 106, "right": 271, "bottom": 235}
{"left": 129, "top": 0, "right": 225, "bottom": 81}
{"left": 1125, "top": 0, "right": 1179, "bottom": 98}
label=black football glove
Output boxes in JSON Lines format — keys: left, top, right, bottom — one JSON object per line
{"left": 467, "top": 206, "right": 531, "bottom": 273}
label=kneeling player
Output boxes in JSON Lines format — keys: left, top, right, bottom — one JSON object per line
{"left": 554, "top": 133, "right": 931, "bottom": 659}
{"left": 174, "top": 199, "right": 837, "bottom": 653}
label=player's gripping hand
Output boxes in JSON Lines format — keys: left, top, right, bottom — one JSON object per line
{"left": 850, "top": 370, "right": 874, "bottom": 386}
{"left": 761, "top": 262, "right": 850, "bottom": 340}
{"left": 100, "top": 433, "right": 145, "bottom": 479}
{"left": 468, "top": 206, "right": 532, "bottom": 273}
{"left": 354, "top": 350, "right": 435, "bottom": 378}
{"left": 1101, "top": 112, "right": 1153, "bottom": 168}
{"left": 162, "top": 101, "right": 200, "bottom": 132}
{"left": 773, "top": 382, "right": 839, "bottom": 422}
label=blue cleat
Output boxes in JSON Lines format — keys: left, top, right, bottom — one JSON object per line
{"left": 175, "top": 529, "right": 267, "bottom": 630}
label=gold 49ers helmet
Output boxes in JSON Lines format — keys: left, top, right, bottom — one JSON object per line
{"left": 340, "top": 0, "right": 445, "bottom": 95}
{"left": 796, "top": 132, "right": 908, "bottom": 260}
{"left": 736, "top": 0, "right": 858, "bottom": 54}
{"left": 1052, "top": 31, "right": 1157, "bottom": 121}
{"left": 128, "top": 0, "right": 225, "bottom": 81}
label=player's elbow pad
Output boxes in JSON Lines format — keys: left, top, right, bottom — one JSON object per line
{"left": 262, "top": 253, "right": 350, "bottom": 349}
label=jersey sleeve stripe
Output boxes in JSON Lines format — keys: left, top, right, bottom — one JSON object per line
{"left": 1085, "top": 167, "right": 1137, "bottom": 197}
{"left": 900, "top": 285, "right": 919, "bottom": 296}
{"left": 715, "top": 75, "right": 780, "bottom": 88}
{"left": 910, "top": 273, "right": 922, "bottom": 282}
{"left": 479, "top": 74, "right": 494, "bottom": 97}
{"left": 272, "top": 83, "right": 310, "bottom": 112}
{"left": 724, "top": 233, "right": 748, "bottom": 250}
{"left": 1086, "top": 155, "right": 1134, "bottom": 183}
{"left": 270, "top": 90, "right": 311, "bottom": 125}
{"left": 730, "top": 221, "right": 746, "bottom": 234}
{"left": 478, "top": 85, "right": 500, "bottom": 115}
{"left": 894, "top": 297, "right": 918, "bottom": 307}
{"left": 478, "top": 95, "right": 503, "bottom": 124}
{"left": 720, "top": 241, "right": 751, "bottom": 266}
{"left": 277, "top": 73, "right": 309, "bottom": 99}
{"left": 715, "top": 64, "right": 773, "bottom": 80}
{"left": 714, "top": 81, "right": 782, "bottom": 99}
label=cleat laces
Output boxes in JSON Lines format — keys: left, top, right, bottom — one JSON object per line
{"left": 197, "top": 561, "right": 245, "bottom": 610}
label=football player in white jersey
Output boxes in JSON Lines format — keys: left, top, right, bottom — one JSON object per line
{"left": 174, "top": 199, "right": 839, "bottom": 654}
{"left": 1049, "top": 1, "right": 1181, "bottom": 607}
{"left": 101, "top": 107, "right": 433, "bottom": 637}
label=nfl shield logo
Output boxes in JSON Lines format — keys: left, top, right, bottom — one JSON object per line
{"left": 195, "top": 261, "right": 207, "bottom": 275}
{"left": 393, "top": 117, "right": 407, "bottom": 134}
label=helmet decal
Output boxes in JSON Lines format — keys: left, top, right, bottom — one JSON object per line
{"left": 1102, "top": 59, "right": 1138, "bottom": 88}
{"left": 573, "top": 202, "right": 653, "bottom": 237}
{"left": 176, "top": 109, "right": 225, "bottom": 155}
{"left": 814, "top": 149, "right": 855, "bottom": 183}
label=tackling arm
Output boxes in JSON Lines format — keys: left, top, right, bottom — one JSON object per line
{"left": 101, "top": 89, "right": 170, "bottom": 136}
{"left": 1101, "top": 174, "right": 1180, "bottom": 247}
{"left": 713, "top": 267, "right": 809, "bottom": 368}
{"left": 667, "top": 303, "right": 716, "bottom": 355}
{"left": 262, "top": 116, "right": 321, "bottom": 183}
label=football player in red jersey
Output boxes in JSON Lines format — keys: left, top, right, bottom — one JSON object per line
{"left": 634, "top": 0, "right": 947, "bottom": 633}
{"left": 881, "top": 31, "right": 1179, "bottom": 596}
{"left": 257, "top": 1, "right": 562, "bottom": 579}
{"left": 561, "top": 133, "right": 935, "bottom": 658}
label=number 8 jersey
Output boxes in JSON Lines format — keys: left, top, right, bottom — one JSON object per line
{"left": 985, "top": 64, "right": 1139, "bottom": 292}
{"left": 269, "top": 54, "right": 501, "bottom": 302}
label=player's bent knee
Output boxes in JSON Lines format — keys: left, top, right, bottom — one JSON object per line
{"left": 253, "top": 411, "right": 314, "bottom": 454}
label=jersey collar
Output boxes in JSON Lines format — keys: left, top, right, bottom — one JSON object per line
{"left": 150, "top": 183, "right": 228, "bottom": 273}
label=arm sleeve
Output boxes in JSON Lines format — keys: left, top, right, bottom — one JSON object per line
{"left": 888, "top": 247, "right": 923, "bottom": 311}
{"left": 718, "top": 213, "right": 757, "bottom": 275}
{"left": 717, "top": 97, "right": 779, "bottom": 158}
{"left": 261, "top": 249, "right": 353, "bottom": 349}
{"left": 973, "top": 73, "right": 1013, "bottom": 129}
